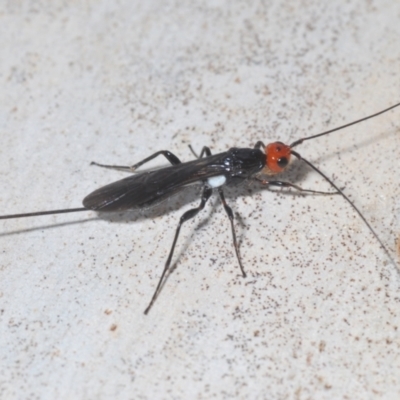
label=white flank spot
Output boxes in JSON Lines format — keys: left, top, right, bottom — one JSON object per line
{"left": 207, "top": 175, "right": 226, "bottom": 188}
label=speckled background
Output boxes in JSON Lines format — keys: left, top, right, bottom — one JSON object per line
{"left": 1, "top": 1, "right": 400, "bottom": 399}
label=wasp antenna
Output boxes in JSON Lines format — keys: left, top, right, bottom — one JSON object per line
{"left": 0, "top": 208, "right": 87, "bottom": 220}
{"left": 291, "top": 150, "right": 396, "bottom": 266}
{"left": 290, "top": 102, "right": 400, "bottom": 148}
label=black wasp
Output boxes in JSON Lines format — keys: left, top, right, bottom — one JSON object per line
{"left": 1, "top": 102, "right": 399, "bottom": 314}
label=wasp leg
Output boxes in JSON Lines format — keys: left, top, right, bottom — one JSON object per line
{"left": 144, "top": 185, "right": 213, "bottom": 314}
{"left": 91, "top": 150, "right": 182, "bottom": 172}
{"left": 254, "top": 141, "right": 266, "bottom": 150}
{"left": 192, "top": 146, "right": 246, "bottom": 276}
{"left": 218, "top": 188, "right": 246, "bottom": 278}
{"left": 189, "top": 145, "right": 212, "bottom": 159}
{"left": 255, "top": 178, "right": 339, "bottom": 195}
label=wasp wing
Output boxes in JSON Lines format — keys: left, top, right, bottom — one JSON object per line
{"left": 83, "top": 153, "right": 229, "bottom": 211}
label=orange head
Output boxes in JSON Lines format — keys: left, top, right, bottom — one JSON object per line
{"left": 264, "top": 142, "right": 291, "bottom": 174}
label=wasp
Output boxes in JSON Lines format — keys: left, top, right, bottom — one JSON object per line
{"left": 1, "top": 102, "right": 399, "bottom": 313}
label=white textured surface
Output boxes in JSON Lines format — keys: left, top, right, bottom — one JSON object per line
{"left": 1, "top": 1, "right": 400, "bottom": 399}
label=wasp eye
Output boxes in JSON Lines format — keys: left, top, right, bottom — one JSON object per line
{"left": 277, "top": 157, "right": 288, "bottom": 168}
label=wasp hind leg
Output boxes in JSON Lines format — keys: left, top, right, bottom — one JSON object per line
{"left": 217, "top": 188, "right": 246, "bottom": 278}
{"left": 144, "top": 185, "right": 213, "bottom": 314}
{"left": 91, "top": 150, "right": 182, "bottom": 172}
